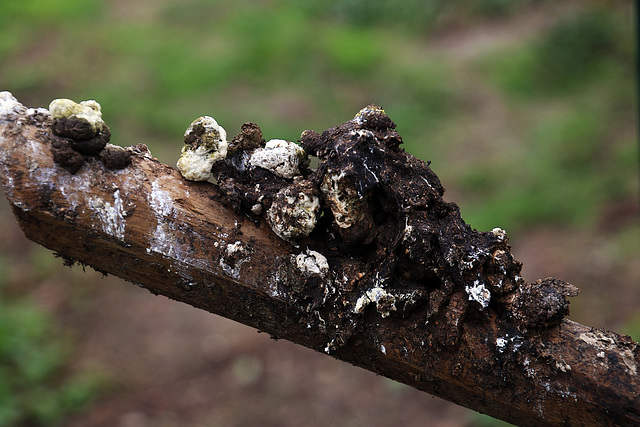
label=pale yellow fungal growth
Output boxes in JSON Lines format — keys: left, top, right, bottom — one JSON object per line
{"left": 49, "top": 98, "right": 105, "bottom": 134}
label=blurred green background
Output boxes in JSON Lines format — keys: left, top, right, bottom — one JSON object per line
{"left": 1, "top": 1, "right": 638, "bottom": 426}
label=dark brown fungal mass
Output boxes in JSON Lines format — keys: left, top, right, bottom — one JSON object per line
{"left": 209, "top": 105, "right": 578, "bottom": 351}
{"left": 52, "top": 115, "right": 99, "bottom": 140}
{"left": 68, "top": 125, "right": 110, "bottom": 156}
{"left": 50, "top": 137, "right": 85, "bottom": 174}
{"left": 507, "top": 278, "right": 580, "bottom": 329}
{"left": 42, "top": 97, "right": 578, "bottom": 355}
{"left": 99, "top": 144, "right": 132, "bottom": 170}
{"left": 228, "top": 122, "right": 265, "bottom": 154}
{"left": 47, "top": 100, "right": 131, "bottom": 173}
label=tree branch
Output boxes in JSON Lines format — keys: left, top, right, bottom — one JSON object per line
{"left": 1, "top": 92, "right": 638, "bottom": 426}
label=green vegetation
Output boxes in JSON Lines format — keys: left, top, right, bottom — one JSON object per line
{"left": 0, "top": 1, "right": 637, "bottom": 424}
{"left": 456, "top": 8, "right": 635, "bottom": 231}
{"left": 0, "top": 272, "right": 102, "bottom": 426}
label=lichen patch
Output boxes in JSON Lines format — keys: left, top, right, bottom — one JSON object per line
{"left": 579, "top": 330, "right": 638, "bottom": 376}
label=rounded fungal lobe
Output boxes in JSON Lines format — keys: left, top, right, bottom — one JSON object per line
{"left": 249, "top": 139, "right": 308, "bottom": 179}
{"left": 99, "top": 144, "right": 132, "bottom": 170}
{"left": 509, "top": 278, "right": 579, "bottom": 329}
{"left": 49, "top": 98, "right": 111, "bottom": 155}
{"left": 295, "top": 249, "right": 329, "bottom": 277}
{"left": 49, "top": 99, "right": 105, "bottom": 138}
{"left": 69, "top": 126, "right": 111, "bottom": 155}
{"left": 229, "top": 122, "right": 265, "bottom": 154}
{"left": 50, "top": 138, "right": 85, "bottom": 174}
{"left": 177, "top": 116, "right": 228, "bottom": 181}
{"left": 352, "top": 105, "right": 395, "bottom": 131}
{"left": 267, "top": 180, "right": 320, "bottom": 241}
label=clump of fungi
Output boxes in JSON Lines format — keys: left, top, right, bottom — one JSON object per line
{"left": 49, "top": 98, "right": 130, "bottom": 174}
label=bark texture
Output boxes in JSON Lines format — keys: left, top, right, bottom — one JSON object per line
{"left": 1, "top": 91, "right": 639, "bottom": 426}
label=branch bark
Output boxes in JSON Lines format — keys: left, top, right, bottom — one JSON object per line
{"left": 1, "top": 92, "right": 639, "bottom": 426}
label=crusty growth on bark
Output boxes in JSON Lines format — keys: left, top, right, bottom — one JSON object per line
{"left": 209, "top": 104, "right": 567, "bottom": 350}
{"left": 1, "top": 91, "right": 639, "bottom": 426}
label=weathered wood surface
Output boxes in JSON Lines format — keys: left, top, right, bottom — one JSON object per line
{"left": 1, "top": 91, "right": 639, "bottom": 426}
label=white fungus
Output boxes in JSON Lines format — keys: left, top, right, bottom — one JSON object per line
{"left": 219, "top": 241, "right": 250, "bottom": 279}
{"left": 177, "top": 116, "right": 228, "bottom": 181}
{"left": 320, "top": 169, "right": 365, "bottom": 229}
{"left": 87, "top": 189, "right": 126, "bottom": 241}
{"left": 249, "top": 139, "right": 307, "bottom": 179}
{"left": 295, "top": 249, "right": 329, "bottom": 277}
{"left": 353, "top": 286, "right": 396, "bottom": 318}
{"left": 491, "top": 227, "right": 508, "bottom": 242}
{"left": 267, "top": 187, "right": 320, "bottom": 241}
{"left": 465, "top": 280, "right": 491, "bottom": 309}
{"left": 496, "top": 337, "right": 508, "bottom": 353}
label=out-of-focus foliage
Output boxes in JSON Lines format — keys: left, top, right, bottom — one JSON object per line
{"left": 0, "top": 276, "right": 102, "bottom": 426}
